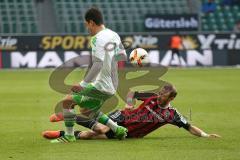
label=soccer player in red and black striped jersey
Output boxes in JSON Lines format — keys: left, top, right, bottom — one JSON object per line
{"left": 43, "top": 83, "right": 220, "bottom": 140}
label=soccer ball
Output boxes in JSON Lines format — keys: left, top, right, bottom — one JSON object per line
{"left": 129, "top": 48, "right": 149, "bottom": 67}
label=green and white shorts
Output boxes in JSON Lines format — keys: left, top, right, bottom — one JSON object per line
{"left": 72, "top": 84, "right": 112, "bottom": 111}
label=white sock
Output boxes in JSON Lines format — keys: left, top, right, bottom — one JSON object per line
{"left": 106, "top": 119, "right": 118, "bottom": 132}
{"left": 65, "top": 126, "right": 74, "bottom": 136}
{"left": 63, "top": 109, "right": 75, "bottom": 136}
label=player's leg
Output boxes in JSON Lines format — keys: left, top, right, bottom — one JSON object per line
{"left": 44, "top": 110, "right": 125, "bottom": 140}
{"left": 79, "top": 107, "right": 128, "bottom": 139}
{"left": 43, "top": 123, "right": 114, "bottom": 140}
{"left": 62, "top": 94, "right": 76, "bottom": 135}
{"left": 75, "top": 84, "right": 128, "bottom": 139}
{"left": 49, "top": 112, "right": 113, "bottom": 134}
{"left": 43, "top": 116, "right": 111, "bottom": 140}
{"left": 78, "top": 107, "right": 121, "bottom": 136}
{"left": 94, "top": 111, "right": 127, "bottom": 139}
{"left": 48, "top": 110, "right": 116, "bottom": 135}
{"left": 75, "top": 114, "right": 121, "bottom": 139}
{"left": 78, "top": 131, "right": 108, "bottom": 139}
{"left": 50, "top": 83, "right": 127, "bottom": 140}
{"left": 92, "top": 109, "right": 128, "bottom": 139}
{"left": 55, "top": 83, "right": 89, "bottom": 142}
{"left": 92, "top": 122, "right": 110, "bottom": 134}
{"left": 75, "top": 111, "right": 126, "bottom": 139}
{"left": 43, "top": 130, "right": 108, "bottom": 140}
{"left": 48, "top": 108, "right": 120, "bottom": 136}
{"left": 75, "top": 112, "right": 112, "bottom": 135}
{"left": 51, "top": 95, "right": 77, "bottom": 143}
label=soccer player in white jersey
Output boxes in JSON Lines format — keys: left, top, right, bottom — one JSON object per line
{"left": 51, "top": 7, "right": 128, "bottom": 143}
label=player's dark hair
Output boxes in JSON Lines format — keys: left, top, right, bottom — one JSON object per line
{"left": 163, "top": 84, "right": 177, "bottom": 98}
{"left": 85, "top": 7, "right": 103, "bottom": 25}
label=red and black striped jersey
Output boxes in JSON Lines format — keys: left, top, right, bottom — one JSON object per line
{"left": 119, "top": 92, "right": 190, "bottom": 138}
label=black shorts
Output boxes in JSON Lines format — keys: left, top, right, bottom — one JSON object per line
{"left": 75, "top": 115, "right": 97, "bottom": 130}
{"left": 105, "top": 110, "right": 126, "bottom": 139}
{"left": 108, "top": 110, "right": 125, "bottom": 124}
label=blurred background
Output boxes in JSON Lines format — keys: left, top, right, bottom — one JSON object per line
{"left": 1, "top": 2, "right": 240, "bottom": 160}
{"left": 1, "top": 0, "right": 240, "bottom": 33}
{"left": 0, "top": 0, "right": 240, "bottom": 68}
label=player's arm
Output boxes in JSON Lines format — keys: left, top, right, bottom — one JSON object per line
{"left": 124, "top": 91, "right": 136, "bottom": 110}
{"left": 72, "top": 37, "right": 105, "bottom": 92}
{"left": 172, "top": 110, "right": 221, "bottom": 138}
{"left": 188, "top": 125, "right": 221, "bottom": 138}
{"left": 124, "top": 91, "right": 157, "bottom": 110}
{"left": 80, "top": 56, "right": 103, "bottom": 86}
{"left": 115, "top": 42, "right": 127, "bottom": 61}
{"left": 71, "top": 56, "right": 103, "bottom": 92}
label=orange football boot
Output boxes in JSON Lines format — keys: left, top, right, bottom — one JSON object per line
{"left": 49, "top": 113, "right": 64, "bottom": 122}
{"left": 42, "top": 130, "right": 62, "bottom": 139}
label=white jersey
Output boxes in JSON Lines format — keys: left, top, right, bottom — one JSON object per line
{"left": 91, "top": 28, "right": 126, "bottom": 95}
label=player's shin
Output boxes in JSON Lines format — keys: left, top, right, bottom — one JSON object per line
{"left": 95, "top": 112, "right": 127, "bottom": 139}
{"left": 96, "top": 112, "right": 118, "bottom": 132}
{"left": 63, "top": 109, "right": 76, "bottom": 136}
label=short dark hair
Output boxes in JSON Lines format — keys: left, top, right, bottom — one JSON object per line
{"left": 161, "top": 83, "right": 177, "bottom": 98}
{"left": 84, "top": 7, "right": 103, "bottom": 25}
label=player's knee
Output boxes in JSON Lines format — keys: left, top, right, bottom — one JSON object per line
{"left": 62, "top": 95, "right": 75, "bottom": 108}
{"left": 79, "top": 131, "right": 94, "bottom": 139}
{"left": 71, "top": 83, "right": 82, "bottom": 92}
{"left": 79, "top": 134, "right": 89, "bottom": 139}
{"left": 93, "top": 123, "right": 109, "bottom": 134}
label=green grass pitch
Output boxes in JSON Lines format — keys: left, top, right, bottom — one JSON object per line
{"left": 0, "top": 68, "right": 240, "bottom": 160}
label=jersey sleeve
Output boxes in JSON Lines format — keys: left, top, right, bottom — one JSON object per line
{"left": 114, "top": 37, "right": 127, "bottom": 61}
{"left": 92, "top": 37, "right": 105, "bottom": 61}
{"left": 133, "top": 92, "right": 158, "bottom": 101}
{"left": 171, "top": 109, "right": 191, "bottom": 130}
{"left": 118, "top": 42, "right": 127, "bottom": 55}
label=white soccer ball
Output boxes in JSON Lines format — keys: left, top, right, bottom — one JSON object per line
{"left": 129, "top": 48, "right": 149, "bottom": 67}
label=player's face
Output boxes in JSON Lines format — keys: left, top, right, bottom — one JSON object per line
{"left": 84, "top": 20, "right": 94, "bottom": 35}
{"left": 157, "top": 89, "right": 172, "bottom": 106}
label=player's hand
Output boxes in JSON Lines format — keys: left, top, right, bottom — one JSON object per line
{"left": 71, "top": 84, "right": 83, "bottom": 93}
{"left": 126, "top": 91, "right": 135, "bottom": 98}
{"left": 126, "top": 91, "right": 135, "bottom": 107}
{"left": 208, "top": 134, "right": 221, "bottom": 138}
{"left": 125, "top": 104, "right": 134, "bottom": 110}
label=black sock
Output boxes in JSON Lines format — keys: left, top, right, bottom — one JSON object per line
{"left": 74, "top": 131, "right": 82, "bottom": 139}
{"left": 59, "top": 130, "right": 81, "bottom": 139}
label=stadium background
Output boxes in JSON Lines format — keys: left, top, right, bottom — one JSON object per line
{"left": 0, "top": 0, "right": 240, "bottom": 160}
{"left": 0, "top": 0, "right": 240, "bottom": 68}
